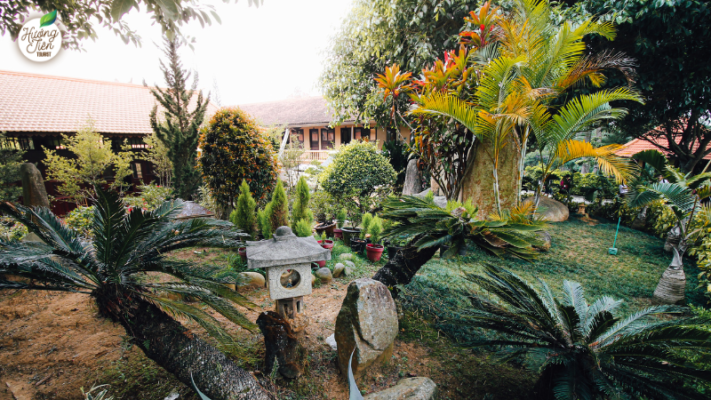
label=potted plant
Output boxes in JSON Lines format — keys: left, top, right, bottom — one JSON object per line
{"left": 238, "top": 246, "right": 247, "bottom": 262}
{"left": 365, "top": 217, "right": 384, "bottom": 262}
{"left": 333, "top": 208, "right": 346, "bottom": 240}
{"left": 341, "top": 203, "right": 362, "bottom": 245}
{"left": 312, "top": 191, "right": 336, "bottom": 237}
{"left": 317, "top": 232, "right": 334, "bottom": 252}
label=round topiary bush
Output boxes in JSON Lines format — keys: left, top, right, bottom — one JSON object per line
{"left": 199, "top": 108, "right": 279, "bottom": 214}
{"left": 320, "top": 141, "right": 396, "bottom": 210}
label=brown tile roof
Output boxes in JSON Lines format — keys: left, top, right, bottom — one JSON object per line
{"left": 0, "top": 70, "right": 218, "bottom": 135}
{"left": 616, "top": 135, "right": 711, "bottom": 160}
{"left": 239, "top": 96, "right": 353, "bottom": 127}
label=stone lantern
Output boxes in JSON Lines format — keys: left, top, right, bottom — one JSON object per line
{"left": 246, "top": 226, "right": 331, "bottom": 320}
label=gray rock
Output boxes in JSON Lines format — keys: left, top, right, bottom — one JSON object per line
{"left": 325, "top": 333, "right": 337, "bottom": 351}
{"left": 238, "top": 272, "right": 266, "bottom": 288}
{"left": 339, "top": 253, "right": 354, "bottom": 261}
{"left": 413, "top": 188, "right": 446, "bottom": 208}
{"left": 335, "top": 278, "right": 398, "bottom": 377}
{"left": 344, "top": 266, "right": 353, "bottom": 277}
{"left": 173, "top": 201, "right": 214, "bottom": 220}
{"left": 523, "top": 196, "right": 569, "bottom": 222}
{"left": 402, "top": 159, "right": 422, "bottom": 196}
{"left": 535, "top": 231, "right": 552, "bottom": 251}
{"left": 20, "top": 163, "right": 49, "bottom": 208}
{"left": 315, "top": 267, "right": 332, "bottom": 282}
{"left": 345, "top": 260, "right": 355, "bottom": 269}
{"left": 333, "top": 263, "right": 345, "bottom": 278}
{"left": 364, "top": 377, "right": 437, "bottom": 400}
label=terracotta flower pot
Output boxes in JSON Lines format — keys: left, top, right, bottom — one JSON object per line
{"left": 350, "top": 237, "right": 367, "bottom": 253}
{"left": 333, "top": 228, "right": 343, "bottom": 240}
{"left": 318, "top": 239, "right": 334, "bottom": 252}
{"left": 314, "top": 260, "right": 326, "bottom": 268}
{"left": 366, "top": 243, "right": 384, "bottom": 262}
{"left": 238, "top": 247, "right": 247, "bottom": 261}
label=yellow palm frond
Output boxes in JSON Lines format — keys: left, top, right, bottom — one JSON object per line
{"left": 554, "top": 140, "right": 637, "bottom": 183}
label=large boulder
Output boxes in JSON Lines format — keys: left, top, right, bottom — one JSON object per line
{"left": 523, "top": 196, "right": 569, "bottom": 222}
{"left": 20, "top": 163, "right": 49, "bottom": 208}
{"left": 238, "top": 272, "right": 265, "bottom": 288}
{"left": 315, "top": 267, "right": 333, "bottom": 282}
{"left": 402, "top": 159, "right": 422, "bottom": 196}
{"left": 364, "top": 377, "right": 437, "bottom": 400}
{"left": 333, "top": 263, "right": 345, "bottom": 278}
{"left": 413, "top": 188, "right": 447, "bottom": 208}
{"left": 335, "top": 278, "right": 398, "bottom": 377}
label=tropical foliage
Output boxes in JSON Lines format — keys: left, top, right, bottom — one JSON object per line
{"left": 43, "top": 119, "right": 134, "bottom": 205}
{"left": 199, "top": 107, "right": 278, "bottom": 217}
{"left": 123, "top": 183, "right": 173, "bottom": 211}
{"left": 0, "top": 188, "right": 268, "bottom": 399}
{"left": 150, "top": 38, "right": 208, "bottom": 201}
{"left": 320, "top": 141, "right": 396, "bottom": 212}
{"left": 0, "top": 132, "right": 25, "bottom": 203}
{"left": 458, "top": 264, "right": 711, "bottom": 400}
{"left": 64, "top": 205, "right": 95, "bottom": 239}
{"left": 138, "top": 133, "right": 173, "bottom": 187}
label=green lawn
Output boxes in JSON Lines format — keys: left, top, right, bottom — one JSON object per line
{"left": 400, "top": 215, "right": 705, "bottom": 343}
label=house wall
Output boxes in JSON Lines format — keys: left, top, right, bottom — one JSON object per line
{"left": 285, "top": 123, "right": 410, "bottom": 152}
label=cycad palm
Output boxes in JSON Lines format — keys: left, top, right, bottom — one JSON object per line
{"left": 627, "top": 153, "right": 711, "bottom": 304}
{"left": 462, "top": 264, "right": 711, "bottom": 399}
{"left": 0, "top": 188, "right": 268, "bottom": 400}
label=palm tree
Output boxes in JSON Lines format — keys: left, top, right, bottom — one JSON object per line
{"left": 627, "top": 155, "right": 711, "bottom": 304}
{"left": 0, "top": 188, "right": 269, "bottom": 400}
{"left": 460, "top": 264, "right": 711, "bottom": 399}
{"left": 372, "top": 195, "right": 546, "bottom": 287}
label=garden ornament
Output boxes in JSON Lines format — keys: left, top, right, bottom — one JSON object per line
{"left": 246, "top": 226, "right": 330, "bottom": 321}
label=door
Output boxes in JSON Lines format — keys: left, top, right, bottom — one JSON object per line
{"left": 309, "top": 129, "right": 319, "bottom": 150}
{"left": 321, "top": 129, "right": 335, "bottom": 149}
{"left": 340, "top": 127, "right": 351, "bottom": 145}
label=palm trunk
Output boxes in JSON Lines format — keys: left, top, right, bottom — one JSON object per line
{"left": 652, "top": 241, "right": 687, "bottom": 305}
{"left": 372, "top": 235, "right": 440, "bottom": 289}
{"left": 94, "top": 288, "right": 270, "bottom": 400}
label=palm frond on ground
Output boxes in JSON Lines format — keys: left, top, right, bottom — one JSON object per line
{"left": 460, "top": 264, "right": 711, "bottom": 400}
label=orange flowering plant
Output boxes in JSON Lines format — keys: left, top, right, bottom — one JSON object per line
{"left": 199, "top": 108, "right": 279, "bottom": 214}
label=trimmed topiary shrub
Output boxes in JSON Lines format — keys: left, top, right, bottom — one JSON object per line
{"left": 319, "top": 141, "right": 396, "bottom": 211}
{"left": 199, "top": 108, "right": 279, "bottom": 216}
{"left": 258, "top": 206, "right": 272, "bottom": 239}
{"left": 268, "top": 180, "right": 289, "bottom": 232}
{"left": 294, "top": 218, "right": 312, "bottom": 237}
{"left": 291, "top": 176, "right": 313, "bottom": 231}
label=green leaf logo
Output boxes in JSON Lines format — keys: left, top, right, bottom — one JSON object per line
{"left": 39, "top": 10, "right": 57, "bottom": 28}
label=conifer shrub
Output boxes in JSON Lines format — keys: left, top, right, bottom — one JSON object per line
{"left": 336, "top": 208, "right": 346, "bottom": 228}
{"left": 294, "top": 218, "right": 312, "bottom": 237}
{"left": 199, "top": 108, "right": 279, "bottom": 214}
{"left": 368, "top": 217, "right": 383, "bottom": 244}
{"left": 361, "top": 212, "right": 374, "bottom": 239}
{"left": 229, "top": 180, "right": 258, "bottom": 239}
{"left": 258, "top": 206, "right": 272, "bottom": 239}
{"left": 291, "top": 176, "right": 313, "bottom": 231}
{"left": 268, "top": 180, "right": 289, "bottom": 231}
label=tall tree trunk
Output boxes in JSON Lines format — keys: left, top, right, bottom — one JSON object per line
{"left": 94, "top": 288, "right": 270, "bottom": 400}
{"left": 460, "top": 137, "right": 521, "bottom": 217}
{"left": 653, "top": 242, "right": 687, "bottom": 305}
{"left": 372, "top": 237, "right": 440, "bottom": 288}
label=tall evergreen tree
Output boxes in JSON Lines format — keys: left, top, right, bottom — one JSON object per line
{"left": 230, "top": 180, "right": 258, "bottom": 240}
{"left": 149, "top": 38, "right": 209, "bottom": 200}
{"left": 268, "top": 181, "right": 289, "bottom": 232}
{"left": 290, "top": 176, "right": 313, "bottom": 231}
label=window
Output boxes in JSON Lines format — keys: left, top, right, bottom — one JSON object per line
{"left": 0, "top": 136, "right": 34, "bottom": 150}
{"left": 354, "top": 128, "right": 371, "bottom": 142}
{"left": 133, "top": 162, "right": 143, "bottom": 180}
{"left": 49, "top": 138, "right": 65, "bottom": 150}
{"left": 340, "top": 127, "right": 351, "bottom": 145}
{"left": 387, "top": 128, "right": 399, "bottom": 142}
{"left": 288, "top": 128, "right": 304, "bottom": 144}
{"left": 321, "top": 128, "right": 335, "bottom": 149}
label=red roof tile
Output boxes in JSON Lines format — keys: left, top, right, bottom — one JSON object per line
{"left": 616, "top": 135, "right": 711, "bottom": 160}
{"left": 0, "top": 70, "right": 218, "bottom": 135}
{"left": 239, "top": 96, "right": 356, "bottom": 127}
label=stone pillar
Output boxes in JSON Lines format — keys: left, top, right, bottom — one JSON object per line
{"left": 20, "top": 163, "right": 49, "bottom": 209}
{"left": 402, "top": 159, "right": 422, "bottom": 196}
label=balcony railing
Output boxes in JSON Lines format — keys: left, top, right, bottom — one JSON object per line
{"left": 299, "top": 150, "right": 332, "bottom": 162}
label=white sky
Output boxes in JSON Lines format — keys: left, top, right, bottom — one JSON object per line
{"left": 0, "top": 0, "right": 353, "bottom": 106}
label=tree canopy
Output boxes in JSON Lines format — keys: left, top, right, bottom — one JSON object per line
{"left": 565, "top": 0, "right": 711, "bottom": 171}
{"left": 319, "top": 0, "right": 478, "bottom": 127}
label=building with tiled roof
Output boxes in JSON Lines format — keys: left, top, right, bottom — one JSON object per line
{"left": 0, "top": 70, "right": 217, "bottom": 213}
{"left": 238, "top": 96, "right": 409, "bottom": 163}
{"left": 615, "top": 135, "right": 711, "bottom": 161}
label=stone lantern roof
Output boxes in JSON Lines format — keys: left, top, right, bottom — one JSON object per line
{"left": 246, "top": 226, "right": 331, "bottom": 269}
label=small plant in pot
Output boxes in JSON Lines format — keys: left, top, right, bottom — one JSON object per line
{"left": 365, "top": 217, "right": 384, "bottom": 262}
{"left": 333, "top": 208, "right": 346, "bottom": 240}
{"left": 312, "top": 191, "right": 336, "bottom": 237}
{"left": 341, "top": 202, "right": 362, "bottom": 245}
{"left": 350, "top": 212, "right": 371, "bottom": 253}
{"left": 318, "top": 231, "right": 334, "bottom": 252}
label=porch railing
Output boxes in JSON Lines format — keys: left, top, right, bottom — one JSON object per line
{"left": 299, "top": 151, "right": 332, "bottom": 162}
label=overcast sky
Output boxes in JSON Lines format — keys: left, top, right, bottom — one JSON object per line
{"left": 0, "top": 0, "right": 352, "bottom": 106}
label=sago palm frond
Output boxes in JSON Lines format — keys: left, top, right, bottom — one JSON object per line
{"left": 554, "top": 140, "right": 637, "bottom": 184}
{"left": 627, "top": 182, "right": 697, "bottom": 217}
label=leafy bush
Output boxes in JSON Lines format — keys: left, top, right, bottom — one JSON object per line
{"left": 123, "top": 184, "right": 173, "bottom": 211}
{"left": 199, "top": 108, "right": 279, "bottom": 210}
{"left": 310, "top": 191, "right": 335, "bottom": 223}
{"left": 229, "top": 181, "right": 258, "bottom": 239}
{"left": 0, "top": 216, "right": 27, "bottom": 242}
{"left": 64, "top": 206, "right": 95, "bottom": 238}
{"left": 319, "top": 141, "right": 396, "bottom": 211}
